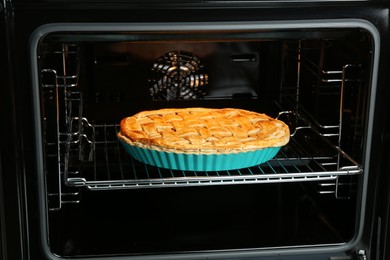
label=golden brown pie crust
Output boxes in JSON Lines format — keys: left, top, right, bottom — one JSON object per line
{"left": 118, "top": 107, "right": 290, "bottom": 154}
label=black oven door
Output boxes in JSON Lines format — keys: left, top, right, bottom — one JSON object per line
{"left": 0, "top": 2, "right": 26, "bottom": 259}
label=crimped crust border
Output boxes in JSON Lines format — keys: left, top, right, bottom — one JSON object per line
{"left": 118, "top": 131, "right": 270, "bottom": 155}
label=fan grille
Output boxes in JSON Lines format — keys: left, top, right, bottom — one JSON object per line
{"left": 149, "top": 51, "right": 208, "bottom": 100}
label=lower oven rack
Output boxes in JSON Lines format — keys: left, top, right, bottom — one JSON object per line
{"left": 61, "top": 118, "right": 363, "bottom": 191}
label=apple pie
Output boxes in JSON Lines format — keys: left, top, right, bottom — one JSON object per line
{"left": 118, "top": 107, "right": 290, "bottom": 154}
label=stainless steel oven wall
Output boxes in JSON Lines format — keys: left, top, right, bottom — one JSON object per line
{"left": 29, "top": 20, "right": 380, "bottom": 259}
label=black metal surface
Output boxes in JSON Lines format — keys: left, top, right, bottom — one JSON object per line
{"left": 48, "top": 183, "right": 357, "bottom": 257}
{"left": 0, "top": 3, "right": 27, "bottom": 259}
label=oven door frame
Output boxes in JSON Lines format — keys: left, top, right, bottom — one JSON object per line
{"left": 28, "top": 18, "right": 382, "bottom": 260}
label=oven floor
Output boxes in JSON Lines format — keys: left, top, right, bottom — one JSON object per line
{"left": 48, "top": 182, "right": 357, "bottom": 257}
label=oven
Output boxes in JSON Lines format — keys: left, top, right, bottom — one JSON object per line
{"left": 1, "top": 1, "right": 390, "bottom": 260}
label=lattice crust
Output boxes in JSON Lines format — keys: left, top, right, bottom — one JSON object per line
{"left": 118, "top": 107, "right": 290, "bottom": 154}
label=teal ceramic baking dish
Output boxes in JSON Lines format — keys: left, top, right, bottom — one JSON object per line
{"left": 120, "top": 140, "right": 281, "bottom": 171}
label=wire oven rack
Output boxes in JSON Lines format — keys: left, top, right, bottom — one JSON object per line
{"left": 60, "top": 115, "right": 362, "bottom": 191}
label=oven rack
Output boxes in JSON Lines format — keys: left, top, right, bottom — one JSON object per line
{"left": 60, "top": 116, "right": 362, "bottom": 191}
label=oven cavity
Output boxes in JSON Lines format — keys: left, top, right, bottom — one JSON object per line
{"left": 37, "top": 29, "right": 371, "bottom": 213}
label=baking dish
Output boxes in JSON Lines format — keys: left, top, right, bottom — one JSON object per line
{"left": 119, "top": 140, "right": 282, "bottom": 171}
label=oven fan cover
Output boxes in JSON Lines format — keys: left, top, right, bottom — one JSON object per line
{"left": 148, "top": 51, "right": 208, "bottom": 100}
